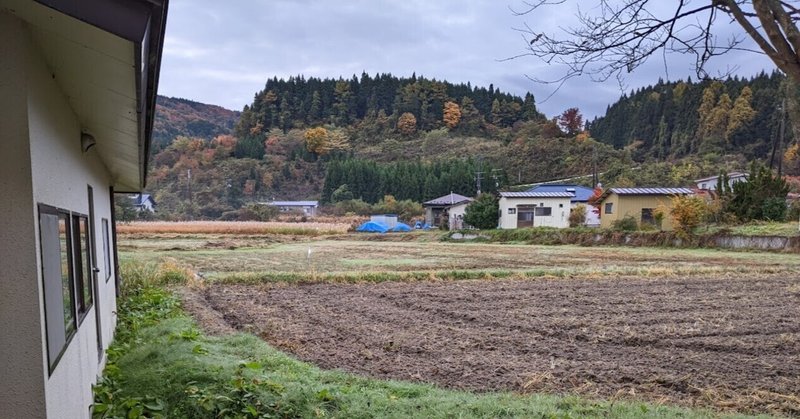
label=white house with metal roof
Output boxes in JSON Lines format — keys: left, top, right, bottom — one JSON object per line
{"left": 498, "top": 191, "right": 573, "bottom": 229}
{"left": 0, "top": 0, "right": 167, "bottom": 417}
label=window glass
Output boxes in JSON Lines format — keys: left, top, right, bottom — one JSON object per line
{"left": 102, "top": 218, "right": 111, "bottom": 281}
{"left": 534, "top": 207, "right": 552, "bottom": 216}
{"left": 508, "top": 208, "right": 516, "bottom": 214}
{"left": 39, "top": 205, "right": 77, "bottom": 371}
{"left": 76, "top": 216, "right": 92, "bottom": 316}
{"left": 59, "top": 215, "right": 76, "bottom": 335}
{"left": 605, "top": 203, "right": 614, "bottom": 214}
{"left": 641, "top": 208, "right": 655, "bottom": 225}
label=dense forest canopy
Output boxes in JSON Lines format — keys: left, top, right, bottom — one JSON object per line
{"left": 233, "top": 72, "right": 544, "bottom": 139}
{"left": 586, "top": 71, "right": 797, "bottom": 162}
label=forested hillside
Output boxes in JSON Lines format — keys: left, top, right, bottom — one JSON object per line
{"left": 586, "top": 71, "right": 797, "bottom": 163}
{"left": 143, "top": 72, "right": 800, "bottom": 220}
{"left": 152, "top": 96, "right": 240, "bottom": 150}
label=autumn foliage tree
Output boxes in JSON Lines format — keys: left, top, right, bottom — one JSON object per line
{"left": 442, "top": 101, "right": 461, "bottom": 129}
{"left": 303, "top": 127, "right": 350, "bottom": 155}
{"left": 557, "top": 108, "right": 583, "bottom": 136}
{"left": 669, "top": 195, "right": 710, "bottom": 237}
{"left": 397, "top": 112, "right": 418, "bottom": 136}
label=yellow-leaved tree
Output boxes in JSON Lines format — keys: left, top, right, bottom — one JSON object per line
{"left": 304, "top": 127, "right": 350, "bottom": 155}
{"left": 442, "top": 101, "right": 461, "bottom": 130}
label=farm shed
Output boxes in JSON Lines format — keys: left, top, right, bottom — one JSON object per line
{"left": 423, "top": 193, "right": 473, "bottom": 230}
{"left": 695, "top": 172, "right": 748, "bottom": 191}
{"left": 131, "top": 193, "right": 156, "bottom": 213}
{"left": 498, "top": 192, "right": 573, "bottom": 229}
{"left": 0, "top": 1, "right": 167, "bottom": 417}
{"left": 528, "top": 184, "right": 599, "bottom": 227}
{"left": 597, "top": 188, "right": 694, "bottom": 231}
{"left": 266, "top": 200, "right": 319, "bottom": 217}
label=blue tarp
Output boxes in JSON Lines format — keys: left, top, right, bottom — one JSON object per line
{"left": 391, "top": 222, "right": 412, "bottom": 232}
{"left": 356, "top": 221, "right": 390, "bottom": 233}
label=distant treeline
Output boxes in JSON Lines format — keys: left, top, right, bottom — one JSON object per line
{"left": 321, "top": 158, "right": 507, "bottom": 204}
{"left": 586, "top": 71, "right": 797, "bottom": 161}
{"left": 234, "top": 73, "right": 543, "bottom": 138}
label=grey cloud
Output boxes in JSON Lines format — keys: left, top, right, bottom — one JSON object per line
{"left": 158, "top": 1, "right": 775, "bottom": 120}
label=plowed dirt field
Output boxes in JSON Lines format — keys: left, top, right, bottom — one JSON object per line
{"left": 185, "top": 273, "right": 800, "bottom": 416}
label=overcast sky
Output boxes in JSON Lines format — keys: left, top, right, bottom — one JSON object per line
{"left": 158, "top": 0, "right": 777, "bottom": 120}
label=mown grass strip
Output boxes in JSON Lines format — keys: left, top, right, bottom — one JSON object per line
{"left": 94, "top": 261, "right": 750, "bottom": 419}
{"left": 210, "top": 265, "right": 793, "bottom": 285}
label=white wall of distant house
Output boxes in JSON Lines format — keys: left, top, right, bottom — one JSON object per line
{"left": 498, "top": 197, "right": 571, "bottom": 229}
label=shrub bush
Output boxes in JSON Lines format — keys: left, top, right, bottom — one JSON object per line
{"left": 464, "top": 193, "right": 499, "bottom": 229}
{"left": 568, "top": 204, "right": 587, "bottom": 227}
{"left": 611, "top": 216, "right": 638, "bottom": 232}
{"left": 762, "top": 197, "right": 787, "bottom": 221}
{"left": 669, "top": 195, "right": 710, "bottom": 237}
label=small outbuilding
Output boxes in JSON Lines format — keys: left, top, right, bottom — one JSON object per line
{"left": 423, "top": 193, "right": 473, "bottom": 230}
{"left": 266, "top": 200, "right": 318, "bottom": 217}
{"left": 597, "top": 188, "right": 694, "bottom": 230}
{"left": 695, "top": 172, "right": 748, "bottom": 191}
{"left": 131, "top": 193, "right": 156, "bottom": 213}
{"left": 498, "top": 192, "right": 573, "bottom": 229}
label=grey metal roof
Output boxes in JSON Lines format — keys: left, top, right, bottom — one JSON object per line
{"left": 500, "top": 191, "right": 575, "bottom": 198}
{"left": 694, "top": 172, "right": 748, "bottom": 183}
{"left": 423, "top": 193, "right": 473, "bottom": 206}
{"left": 527, "top": 184, "right": 594, "bottom": 202}
{"left": 266, "top": 201, "right": 319, "bottom": 207}
{"left": 609, "top": 188, "right": 694, "bottom": 195}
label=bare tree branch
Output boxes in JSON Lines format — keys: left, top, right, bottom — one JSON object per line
{"left": 512, "top": 1, "right": 800, "bottom": 88}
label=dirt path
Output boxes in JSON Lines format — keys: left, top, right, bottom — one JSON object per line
{"left": 182, "top": 274, "right": 800, "bottom": 415}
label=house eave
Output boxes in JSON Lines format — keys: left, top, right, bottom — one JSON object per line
{"left": 32, "top": 0, "right": 168, "bottom": 190}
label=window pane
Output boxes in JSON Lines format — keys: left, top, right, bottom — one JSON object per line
{"left": 74, "top": 215, "right": 92, "bottom": 318}
{"left": 59, "top": 215, "right": 75, "bottom": 334}
{"left": 79, "top": 217, "right": 92, "bottom": 310}
{"left": 102, "top": 219, "right": 111, "bottom": 281}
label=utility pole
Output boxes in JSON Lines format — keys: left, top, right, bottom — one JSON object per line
{"left": 187, "top": 168, "right": 193, "bottom": 219}
{"left": 475, "top": 157, "right": 484, "bottom": 195}
{"left": 778, "top": 99, "right": 787, "bottom": 177}
{"left": 592, "top": 143, "right": 598, "bottom": 188}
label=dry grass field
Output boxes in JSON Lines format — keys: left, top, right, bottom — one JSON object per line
{"left": 116, "top": 221, "right": 351, "bottom": 235}
{"left": 120, "top": 231, "right": 800, "bottom": 415}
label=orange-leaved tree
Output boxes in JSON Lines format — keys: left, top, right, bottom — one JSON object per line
{"left": 443, "top": 101, "right": 461, "bottom": 129}
{"left": 397, "top": 112, "right": 418, "bottom": 136}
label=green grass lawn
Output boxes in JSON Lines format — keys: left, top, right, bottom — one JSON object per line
{"left": 699, "top": 221, "right": 800, "bottom": 237}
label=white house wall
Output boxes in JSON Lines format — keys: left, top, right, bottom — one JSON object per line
{"left": 1, "top": 13, "right": 118, "bottom": 418}
{"left": 0, "top": 12, "right": 46, "bottom": 418}
{"left": 572, "top": 202, "right": 600, "bottom": 226}
{"left": 498, "top": 197, "right": 571, "bottom": 229}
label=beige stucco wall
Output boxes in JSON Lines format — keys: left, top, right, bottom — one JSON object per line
{"left": 599, "top": 193, "right": 676, "bottom": 230}
{"left": 0, "top": 12, "right": 47, "bottom": 419}
{"left": 498, "top": 197, "right": 571, "bottom": 229}
{"left": 1, "top": 12, "right": 119, "bottom": 419}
